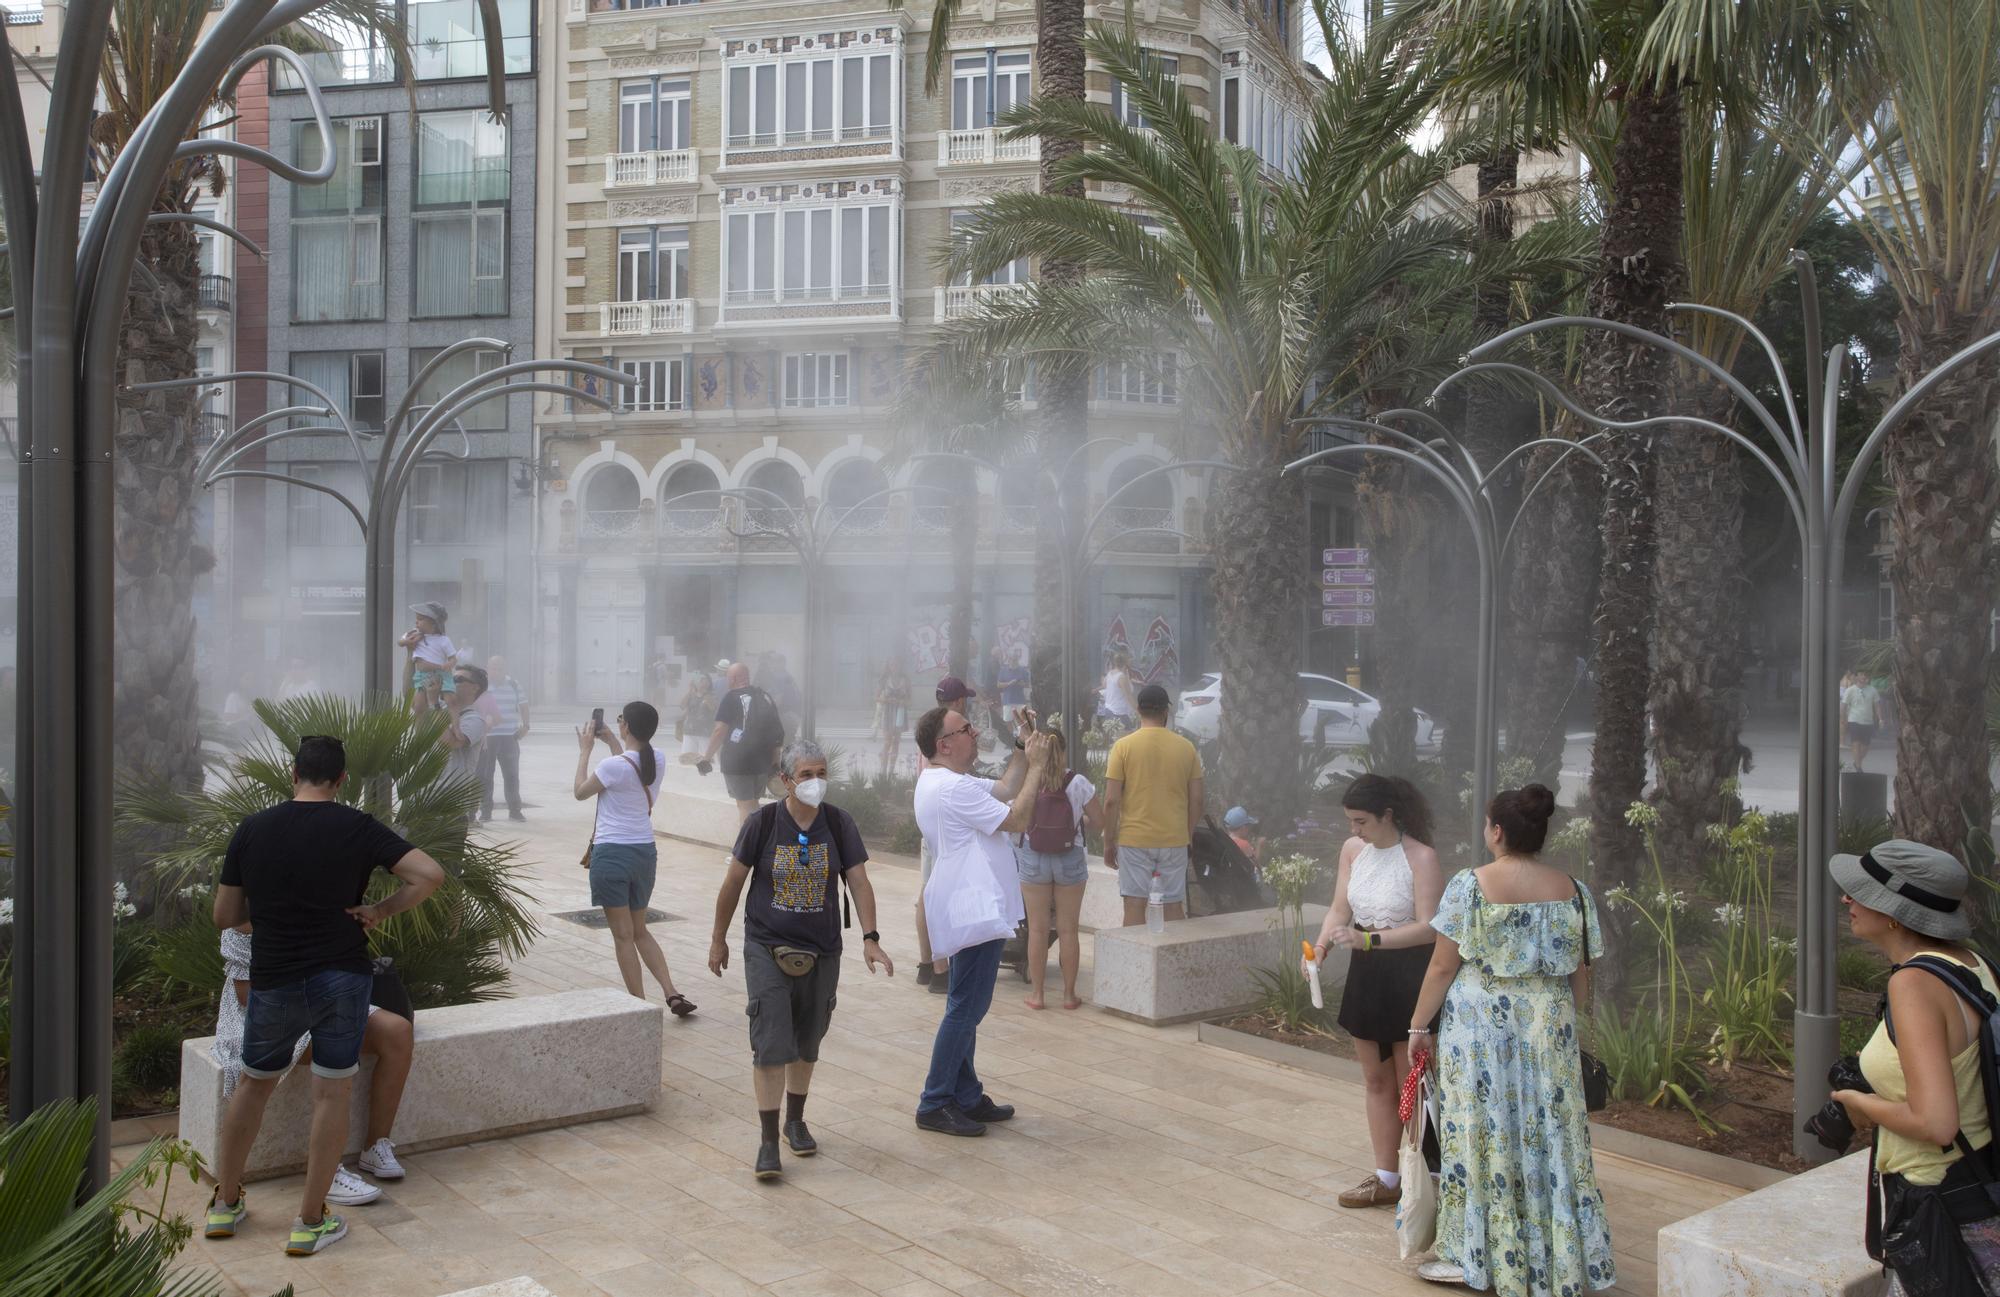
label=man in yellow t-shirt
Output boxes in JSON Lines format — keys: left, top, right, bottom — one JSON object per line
{"left": 1103, "top": 683, "right": 1205, "bottom": 926}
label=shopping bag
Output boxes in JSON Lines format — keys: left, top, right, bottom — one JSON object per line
{"left": 1396, "top": 1062, "right": 1439, "bottom": 1261}
{"left": 923, "top": 846, "right": 1017, "bottom": 961}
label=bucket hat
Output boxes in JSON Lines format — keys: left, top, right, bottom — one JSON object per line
{"left": 1829, "top": 839, "right": 1972, "bottom": 941}
{"left": 409, "top": 600, "right": 448, "bottom": 626}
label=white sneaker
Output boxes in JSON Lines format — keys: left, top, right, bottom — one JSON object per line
{"left": 324, "top": 1165, "right": 382, "bottom": 1206}
{"left": 1416, "top": 1260, "right": 1466, "bottom": 1285}
{"left": 358, "top": 1137, "right": 404, "bottom": 1180}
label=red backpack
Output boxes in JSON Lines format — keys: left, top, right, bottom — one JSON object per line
{"left": 1025, "top": 772, "right": 1079, "bottom": 854}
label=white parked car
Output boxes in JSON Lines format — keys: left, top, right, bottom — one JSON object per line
{"left": 1174, "top": 672, "right": 1439, "bottom": 749}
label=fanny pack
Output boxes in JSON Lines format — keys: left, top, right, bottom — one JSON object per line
{"left": 769, "top": 945, "right": 818, "bottom": 977}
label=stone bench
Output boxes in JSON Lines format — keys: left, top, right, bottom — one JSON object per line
{"left": 1657, "top": 1150, "right": 1879, "bottom": 1296}
{"left": 178, "top": 987, "right": 662, "bottom": 1182}
{"left": 1093, "top": 904, "right": 1337, "bottom": 1025}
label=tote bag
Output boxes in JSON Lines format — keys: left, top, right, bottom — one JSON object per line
{"left": 1396, "top": 1065, "right": 1440, "bottom": 1261}
{"left": 923, "top": 846, "right": 1016, "bottom": 961}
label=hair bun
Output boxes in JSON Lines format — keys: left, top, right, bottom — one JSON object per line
{"left": 1521, "top": 783, "right": 1556, "bottom": 823}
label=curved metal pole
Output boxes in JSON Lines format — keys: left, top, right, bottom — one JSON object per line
{"left": 474, "top": 0, "right": 510, "bottom": 120}
{"left": 1667, "top": 302, "right": 1807, "bottom": 467}
{"left": 207, "top": 469, "right": 367, "bottom": 533}
{"left": 129, "top": 371, "right": 366, "bottom": 486}
{"left": 1083, "top": 525, "right": 1200, "bottom": 570}
{"left": 1290, "top": 418, "right": 1482, "bottom": 519}
{"left": 1355, "top": 406, "right": 1491, "bottom": 524}
{"left": 384, "top": 337, "right": 511, "bottom": 480}
{"left": 1831, "top": 328, "right": 2000, "bottom": 546}
{"left": 1483, "top": 434, "right": 1608, "bottom": 488}
{"left": 168, "top": 46, "right": 338, "bottom": 182}
{"left": 194, "top": 403, "right": 331, "bottom": 475}
{"left": 1497, "top": 438, "right": 1611, "bottom": 561}
{"left": 204, "top": 424, "right": 359, "bottom": 480}
{"left": 145, "top": 212, "right": 267, "bottom": 259}
{"left": 1079, "top": 459, "right": 1236, "bottom": 551}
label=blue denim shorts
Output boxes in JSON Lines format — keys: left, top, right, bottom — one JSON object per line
{"left": 412, "top": 666, "right": 456, "bottom": 694}
{"left": 1015, "top": 843, "right": 1088, "bottom": 887}
{"left": 240, "top": 967, "right": 374, "bottom": 1080}
{"left": 589, "top": 841, "right": 658, "bottom": 909}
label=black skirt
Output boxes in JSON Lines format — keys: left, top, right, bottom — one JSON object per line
{"left": 1337, "top": 940, "right": 1436, "bottom": 1059}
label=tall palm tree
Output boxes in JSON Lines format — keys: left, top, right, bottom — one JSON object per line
{"left": 1644, "top": 105, "right": 1855, "bottom": 872}
{"left": 925, "top": 24, "right": 1551, "bottom": 819}
{"left": 1824, "top": 0, "right": 2000, "bottom": 855}
{"left": 94, "top": 1, "right": 408, "bottom": 794}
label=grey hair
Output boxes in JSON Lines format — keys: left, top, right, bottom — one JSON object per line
{"left": 779, "top": 738, "right": 829, "bottom": 777}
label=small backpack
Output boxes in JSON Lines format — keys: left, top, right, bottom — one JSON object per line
{"left": 1025, "top": 772, "right": 1079, "bottom": 854}
{"left": 1885, "top": 953, "right": 2000, "bottom": 1174}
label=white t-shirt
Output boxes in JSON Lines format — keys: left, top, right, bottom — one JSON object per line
{"left": 413, "top": 633, "right": 456, "bottom": 667}
{"left": 914, "top": 767, "right": 1025, "bottom": 928}
{"left": 1103, "top": 669, "right": 1136, "bottom": 717}
{"left": 1060, "top": 772, "right": 1094, "bottom": 828}
{"left": 594, "top": 746, "right": 667, "bottom": 845}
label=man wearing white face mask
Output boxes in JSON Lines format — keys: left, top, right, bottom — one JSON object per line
{"left": 709, "top": 738, "right": 893, "bottom": 1180}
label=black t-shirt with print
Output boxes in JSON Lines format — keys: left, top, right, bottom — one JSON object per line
{"left": 730, "top": 801, "right": 868, "bottom": 956}
{"left": 219, "top": 799, "right": 416, "bottom": 989}
{"left": 714, "top": 685, "right": 782, "bottom": 774}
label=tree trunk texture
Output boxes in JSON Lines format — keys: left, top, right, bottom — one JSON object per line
{"left": 1885, "top": 313, "right": 2000, "bottom": 856}
{"left": 1581, "top": 83, "right": 1686, "bottom": 890}
{"left": 1030, "top": 0, "right": 1088, "bottom": 724}
{"left": 1208, "top": 452, "right": 1308, "bottom": 823}
{"left": 1648, "top": 384, "right": 1747, "bottom": 875}
{"left": 114, "top": 220, "right": 207, "bottom": 794}
{"left": 1503, "top": 438, "right": 1603, "bottom": 786}
{"left": 1357, "top": 448, "right": 1432, "bottom": 774}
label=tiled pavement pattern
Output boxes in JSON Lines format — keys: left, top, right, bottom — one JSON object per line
{"left": 130, "top": 730, "right": 1741, "bottom": 1296}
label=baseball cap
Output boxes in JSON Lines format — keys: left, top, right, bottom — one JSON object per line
{"left": 935, "top": 675, "right": 977, "bottom": 703}
{"left": 1224, "top": 807, "right": 1257, "bottom": 830}
{"left": 1136, "top": 683, "right": 1171, "bottom": 712}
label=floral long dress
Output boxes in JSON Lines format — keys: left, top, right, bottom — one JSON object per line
{"left": 1430, "top": 870, "right": 1617, "bottom": 1297}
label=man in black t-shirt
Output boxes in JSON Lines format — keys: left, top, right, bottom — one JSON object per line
{"left": 698, "top": 660, "right": 785, "bottom": 823}
{"left": 205, "top": 735, "right": 445, "bottom": 1258}
{"left": 708, "top": 738, "right": 892, "bottom": 1180}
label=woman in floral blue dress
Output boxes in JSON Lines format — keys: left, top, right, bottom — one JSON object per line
{"left": 1406, "top": 784, "right": 1616, "bottom": 1294}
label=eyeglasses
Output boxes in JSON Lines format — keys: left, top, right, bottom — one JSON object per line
{"left": 941, "top": 723, "right": 977, "bottom": 742}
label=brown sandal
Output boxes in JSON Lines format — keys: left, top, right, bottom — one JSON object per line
{"left": 667, "top": 994, "right": 697, "bottom": 1017}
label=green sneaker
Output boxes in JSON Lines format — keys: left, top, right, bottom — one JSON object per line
{"left": 284, "top": 1212, "right": 347, "bottom": 1256}
{"left": 204, "top": 1191, "right": 247, "bottom": 1239}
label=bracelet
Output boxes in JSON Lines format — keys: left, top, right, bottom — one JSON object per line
{"left": 1408, "top": 1027, "right": 1432, "bottom": 1036}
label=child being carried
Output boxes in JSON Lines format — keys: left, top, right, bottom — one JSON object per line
{"left": 400, "top": 601, "right": 457, "bottom": 715}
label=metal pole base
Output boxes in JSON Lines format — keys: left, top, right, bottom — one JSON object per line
{"left": 1793, "top": 1009, "right": 1841, "bottom": 1164}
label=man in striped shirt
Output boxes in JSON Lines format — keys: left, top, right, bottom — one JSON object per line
{"left": 478, "top": 655, "right": 530, "bottom": 821}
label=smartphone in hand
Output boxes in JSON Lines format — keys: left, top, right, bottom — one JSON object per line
{"left": 589, "top": 706, "right": 604, "bottom": 736}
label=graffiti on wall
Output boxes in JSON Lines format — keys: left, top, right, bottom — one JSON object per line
{"left": 1102, "top": 614, "right": 1181, "bottom": 694}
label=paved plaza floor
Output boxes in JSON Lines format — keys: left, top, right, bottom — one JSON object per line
{"left": 130, "top": 728, "right": 1743, "bottom": 1296}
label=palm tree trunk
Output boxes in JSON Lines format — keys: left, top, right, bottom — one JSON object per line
{"left": 1885, "top": 314, "right": 2000, "bottom": 855}
{"left": 1649, "top": 384, "right": 1747, "bottom": 872}
{"left": 1209, "top": 445, "right": 1307, "bottom": 823}
{"left": 1030, "top": 0, "right": 1088, "bottom": 724}
{"left": 1581, "top": 82, "right": 1685, "bottom": 890}
{"left": 113, "top": 220, "right": 205, "bottom": 793}
{"left": 1504, "top": 437, "right": 1603, "bottom": 785}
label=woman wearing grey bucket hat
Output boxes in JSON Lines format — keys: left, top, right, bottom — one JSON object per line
{"left": 1829, "top": 839, "right": 2000, "bottom": 1295}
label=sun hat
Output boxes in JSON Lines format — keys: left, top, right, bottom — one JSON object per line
{"left": 935, "top": 675, "right": 977, "bottom": 704}
{"left": 1224, "top": 807, "right": 1257, "bottom": 831}
{"left": 1829, "top": 839, "right": 1972, "bottom": 941}
{"left": 409, "top": 600, "right": 448, "bottom": 626}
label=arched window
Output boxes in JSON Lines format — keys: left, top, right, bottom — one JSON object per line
{"left": 659, "top": 462, "right": 723, "bottom": 539}
{"left": 825, "top": 457, "right": 891, "bottom": 510}
{"left": 582, "top": 464, "right": 642, "bottom": 513}
{"left": 743, "top": 458, "right": 805, "bottom": 509}
{"left": 1106, "top": 458, "right": 1172, "bottom": 513}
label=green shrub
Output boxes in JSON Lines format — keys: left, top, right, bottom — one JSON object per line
{"left": 1840, "top": 1013, "right": 1879, "bottom": 1058}
{"left": 1593, "top": 1002, "right": 1721, "bottom": 1131}
{"left": 113, "top": 1023, "right": 185, "bottom": 1096}
{"left": 1838, "top": 944, "right": 1890, "bottom": 993}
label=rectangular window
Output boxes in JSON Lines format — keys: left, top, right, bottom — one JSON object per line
{"left": 730, "top": 203, "right": 892, "bottom": 303}
{"left": 1110, "top": 52, "right": 1178, "bottom": 129}
{"left": 1222, "top": 75, "right": 1240, "bottom": 143}
{"left": 782, "top": 352, "right": 849, "bottom": 407}
{"left": 728, "top": 49, "right": 893, "bottom": 147}
{"left": 291, "top": 350, "right": 385, "bottom": 431}
{"left": 727, "top": 63, "right": 780, "bottom": 146}
{"left": 617, "top": 357, "right": 686, "bottom": 412}
{"left": 287, "top": 464, "right": 366, "bottom": 546}
{"left": 413, "top": 110, "right": 509, "bottom": 317}
{"left": 415, "top": 110, "right": 509, "bottom": 206}
{"left": 1098, "top": 352, "right": 1179, "bottom": 404}
{"left": 411, "top": 346, "right": 507, "bottom": 431}
{"left": 951, "top": 54, "right": 988, "bottom": 131}
{"left": 619, "top": 77, "right": 691, "bottom": 153}
{"left": 993, "top": 52, "right": 1030, "bottom": 119}
{"left": 410, "top": 461, "right": 510, "bottom": 543}
{"left": 617, "top": 225, "right": 689, "bottom": 301}
{"left": 291, "top": 117, "right": 384, "bottom": 321}
{"left": 408, "top": 0, "right": 533, "bottom": 81}
{"left": 724, "top": 210, "right": 776, "bottom": 303}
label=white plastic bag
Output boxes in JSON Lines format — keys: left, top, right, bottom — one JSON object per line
{"left": 1395, "top": 1068, "right": 1439, "bottom": 1261}
{"left": 923, "top": 846, "right": 1016, "bottom": 961}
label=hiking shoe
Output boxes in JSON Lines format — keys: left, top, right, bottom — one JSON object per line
{"left": 205, "top": 1192, "right": 247, "bottom": 1239}
{"left": 755, "top": 1140, "right": 782, "bottom": 1180}
{"left": 285, "top": 1212, "right": 348, "bottom": 1256}
{"left": 964, "top": 1097, "right": 1015, "bottom": 1123}
{"left": 1338, "top": 1172, "right": 1401, "bottom": 1208}
{"left": 784, "top": 1120, "right": 817, "bottom": 1156}
{"left": 915, "top": 1104, "right": 986, "bottom": 1137}
{"left": 358, "top": 1137, "right": 405, "bottom": 1180}
{"left": 324, "top": 1165, "right": 381, "bottom": 1206}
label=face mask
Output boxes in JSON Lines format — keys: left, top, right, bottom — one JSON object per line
{"left": 794, "top": 777, "right": 828, "bottom": 808}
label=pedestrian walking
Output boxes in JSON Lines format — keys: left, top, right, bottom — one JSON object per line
{"left": 1845, "top": 668, "right": 1882, "bottom": 772}
{"left": 1102, "top": 683, "right": 1204, "bottom": 926}
{"left": 203, "top": 735, "right": 445, "bottom": 1258}
{"left": 708, "top": 739, "right": 893, "bottom": 1179}
{"left": 1012, "top": 727, "right": 1099, "bottom": 1011}
{"left": 477, "top": 656, "right": 529, "bottom": 822}
{"left": 1310, "top": 773, "right": 1443, "bottom": 1210}
{"left": 915, "top": 675, "right": 979, "bottom": 992}
{"left": 700, "top": 662, "right": 786, "bottom": 823}
{"left": 678, "top": 671, "right": 714, "bottom": 764}
{"left": 875, "top": 661, "right": 911, "bottom": 776}
{"left": 1099, "top": 651, "right": 1138, "bottom": 733}
{"left": 575, "top": 701, "right": 696, "bottom": 1018}
{"left": 912, "top": 705, "right": 1048, "bottom": 1136}
{"left": 440, "top": 666, "right": 488, "bottom": 823}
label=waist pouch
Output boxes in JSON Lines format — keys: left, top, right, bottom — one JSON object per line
{"left": 770, "top": 946, "right": 818, "bottom": 977}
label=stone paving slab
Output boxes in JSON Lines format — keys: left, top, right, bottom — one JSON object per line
{"left": 132, "top": 727, "right": 1744, "bottom": 1295}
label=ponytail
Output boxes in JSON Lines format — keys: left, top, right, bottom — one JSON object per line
{"left": 623, "top": 700, "right": 660, "bottom": 787}
{"left": 1341, "top": 772, "right": 1435, "bottom": 846}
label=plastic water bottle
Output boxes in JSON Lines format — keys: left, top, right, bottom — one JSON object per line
{"left": 1146, "top": 872, "right": 1166, "bottom": 934}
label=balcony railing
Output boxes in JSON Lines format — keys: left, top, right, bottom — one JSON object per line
{"left": 582, "top": 509, "right": 643, "bottom": 541}
{"left": 604, "top": 149, "right": 697, "bottom": 189}
{"left": 193, "top": 411, "right": 231, "bottom": 451}
{"left": 935, "top": 282, "right": 1031, "bottom": 320}
{"left": 599, "top": 299, "right": 694, "bottom": 335}
{"left": 938, "top": 128, "right": 1039, "bottom": 167}
{"left": 197, "top": 274, "right": 232, "bottom": 312}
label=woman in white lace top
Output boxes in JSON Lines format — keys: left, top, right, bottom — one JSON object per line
{"left": 1310, "top": 774, "right": 1445, "bottom": 1211}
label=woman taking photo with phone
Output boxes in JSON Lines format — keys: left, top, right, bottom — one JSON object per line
{"left": 575, "top": 701, "right": 695, "bottom": 1017}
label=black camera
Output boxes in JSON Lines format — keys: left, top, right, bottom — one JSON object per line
{"left": 1802, "top": 1056, "right": 1873, "bottom": 1153}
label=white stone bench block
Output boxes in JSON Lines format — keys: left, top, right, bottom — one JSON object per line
{"left": 1657, "top": 1150, "right": 1882, "bottom": 1296}
{"left": 178, "top": 987, "right": 662, "bottom": 1182}
{"left": 1093, "top": 904, "right": 1336, "bottom": 1025}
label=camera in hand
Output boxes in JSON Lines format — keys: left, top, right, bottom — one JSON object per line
{"left": 1803, "top": 1055, "right": 1873, "bottom": 1153}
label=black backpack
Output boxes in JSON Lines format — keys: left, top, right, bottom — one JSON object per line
{"left": 1885, "top": 954, "right": 2000, "bottom": 1173}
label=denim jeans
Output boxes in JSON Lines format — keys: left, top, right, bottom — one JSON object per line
{"left": 240, "top": 967, "right": 374, "bottom": 1080}
{"left": 918, "top": 937, "right": 1006, "bottom": 1114}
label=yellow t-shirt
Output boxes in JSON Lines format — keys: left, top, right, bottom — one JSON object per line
{"left": 1858, "top": 950, "right": 1998, "bottom": 1185}
{"left": 1105, "top": 725, "right": 1202, "bottom": 848}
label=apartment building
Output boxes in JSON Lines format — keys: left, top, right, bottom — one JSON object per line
{"left": 535, "top": 0, "right": 1312, "bottom": 711}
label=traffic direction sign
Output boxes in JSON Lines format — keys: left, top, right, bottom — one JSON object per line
{"left": 1322, "top": 608, "right": 1377, "bottom": 627}
{"left": 1321, "top": 547, "right": 1371, "bottom": 566}
{"left": 1322, "top": 588, "right": 1377, "bottom": 607}
{"left": 1322, "top": 568, "right": 1376, "bottom": 586}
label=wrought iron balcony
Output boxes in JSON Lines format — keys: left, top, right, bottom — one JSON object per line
{"left": 197, "top": 273, "right": 232, "bottom": 312}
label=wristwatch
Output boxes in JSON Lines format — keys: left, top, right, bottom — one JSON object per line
{"left": 1014, "top": 737, "right": 1025, "bottom": 750}
{"left": 862, "top": 930, "right": 881, "bottom": 943}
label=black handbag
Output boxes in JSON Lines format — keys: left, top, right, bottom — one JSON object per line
{"left": 370, "top": 957, "right": 415, "bottom": 1021}
{"left": 1572, "top": 879, "right": 1611, "bottom": 1112}
{"left": 1876, "top": 1160, "right": 1989, "bottom": 1296}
